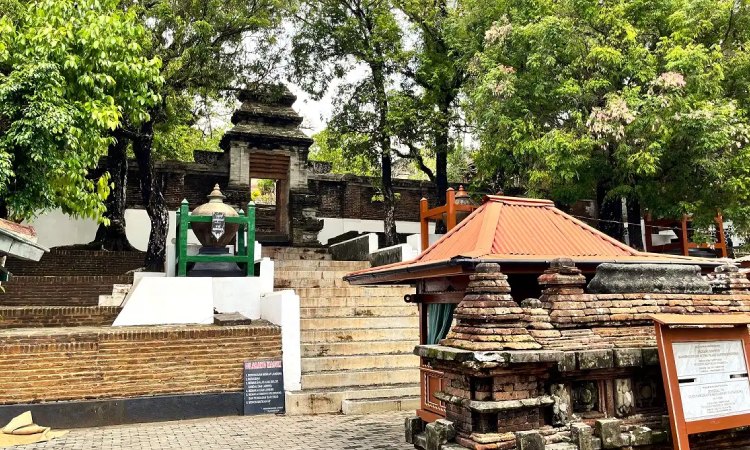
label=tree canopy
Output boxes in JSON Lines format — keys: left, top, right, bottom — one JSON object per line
{"left": 0, "top": 0, "right": 161, "bottom": 222}
{"left": 291, "top": 0, "right": 406, "bottom": 245}
{"left": 461, "top": 0, "right": 750, "bottom": 233}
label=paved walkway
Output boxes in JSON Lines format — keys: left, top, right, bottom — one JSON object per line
{"left": 11, "top": 412, "right": 415, "bottom": 450}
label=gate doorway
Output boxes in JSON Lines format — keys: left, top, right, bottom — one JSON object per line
{"left": 249, "top": 150, "right": 290, "bottom": 244}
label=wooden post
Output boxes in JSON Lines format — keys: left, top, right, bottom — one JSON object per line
{"left": 420, "top": 198, "right": 429, "bottom": 251}
{"left": 178, "top": 200, "right": 189, "bottom": 277}
{"left": 680, "top": 215, "right": 690, "bottom": 257}
{"left": 643, "top": 212, "right": 654, "bottom": 253}
{"left": 446, "top": 188, "right": 457, "bottom": 231}
{"left": 715, "top": 212, "right": 728, "bottom": 258}
{"left": 246, "top": 201, "right": 256, "bottom": 276}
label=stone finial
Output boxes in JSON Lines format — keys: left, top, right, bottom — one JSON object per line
{"left": 538, "top": 260, "right": 586, "bottom": 295}
{"left": 713, "top": 264, "right": 750, "bottom": 293}
{"left": 440, "top": 263, "right": 542, "bottom": 351}
{"left": 716, "top": 264, "right": 740, "bottom": 273}
{"left": 550, "top": 257, "right": 576, "bottom": 272}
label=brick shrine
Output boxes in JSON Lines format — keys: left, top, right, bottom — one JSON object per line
{"left": 403, "top": 260, "right": 750, "bottom": 450}
{"left": 345, "top": 195, "right": 750, "bottom": 449}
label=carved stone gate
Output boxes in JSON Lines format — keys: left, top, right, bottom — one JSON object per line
{"left": 220, "top": 86, "right": 322, "bottom": 246}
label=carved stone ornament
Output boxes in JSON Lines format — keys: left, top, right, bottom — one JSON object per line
{"left": 550, "top": 383, "right": 571, "bottom": 426}
{"left": 572, "top": 381, "right": 599, "bottom": 413}
{"left": 615, "top": 378, "right": 635, "bottom": 417}
{"left": 635, "top": 378, "right": 659, "bottom": 409}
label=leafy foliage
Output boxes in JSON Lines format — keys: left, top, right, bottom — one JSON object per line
{"left": 310, "top": 129, "right": 379, "bottom": 177}
{"left": 0, "top": 0, "right": 161, "bottom": 222}
{"left": 461, "top": 0, "right": 750, "bottom": 228}
{"left": 290, "top": 0, "right": 406, "bottom": 245}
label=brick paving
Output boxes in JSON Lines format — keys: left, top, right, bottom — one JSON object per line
{"left": 11, "top": 412, "right": 415, "bottom": 450}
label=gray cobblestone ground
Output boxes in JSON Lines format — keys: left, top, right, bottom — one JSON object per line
{"left": 10, "top": 412, "right": 415, "bottom": 450}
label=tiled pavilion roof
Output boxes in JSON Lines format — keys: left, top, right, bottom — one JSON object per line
{"left": 345, "top": 196, "right": 723, "bottom": 284}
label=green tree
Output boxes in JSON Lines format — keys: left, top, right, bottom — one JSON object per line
{"left": 95, "top": 0, "right": 285, "bottom": 269}
{"left": 392, "top": 0, "right": 480, "bottom": 209}
{"left": 461, "top": 0, "right": 750, "bottom": 243}
{"left": 0, "top": 0, "right": 161, "bottom": 222}
{"left": 291, "top": 0, "right": 405, "bottom": 246}
{"left": 310, "top": 129, "right": 378, "bottom": 177}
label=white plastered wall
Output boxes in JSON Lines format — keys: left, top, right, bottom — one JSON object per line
{"left": 317, "top": 217, "right": 436, "bottom": 245}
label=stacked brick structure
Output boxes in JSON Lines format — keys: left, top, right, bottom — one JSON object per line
{"left": 0, "top": 323, "right": 280, "bottom": 404}
{"left": 408, "top": 261, "right": 750, "bottom": 450}
{"left": 1, "top": 275, "right": 132, "bottom": 306}
{"left": 6, "top": 248, "right": 144, "bottom": 276}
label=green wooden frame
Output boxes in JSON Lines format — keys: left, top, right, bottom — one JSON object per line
{"left": 175, "top": 199, "right": 256, "bottom": 277}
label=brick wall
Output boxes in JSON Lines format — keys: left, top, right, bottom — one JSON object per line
{"left": 1, "top": 275, "right": 132, "bottom": 306}
{"left": 0, "top": 306, "right": 120, "bottom": 328}
{"left": 8, "top": 249, "right": 145, "bottom": 277}
{"left": 122, "top": 162, "right": 437, "bottom": 222}
{"left": 310, "top": 175, "right": 434, "bottom": 222}
{"left": 0, "top": 324, "right": 281, "bottom": 404}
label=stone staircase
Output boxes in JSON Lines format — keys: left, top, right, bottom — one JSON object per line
{"left": 262, "top": 246, "right": 421, "bottom": 415}
{"left": 0, "top": 275, "right": 130, "bottom": 328}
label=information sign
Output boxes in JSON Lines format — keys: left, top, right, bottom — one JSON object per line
{"left": 211, "top": 212, "right": 226, "bottom": 241}
{"left": 243, "top": 360, "right": 284, "bottom": 415}
{"left": 652, "top": 314, "right": 750, "bottom": 450}
{"left": 674, "top": 340, "right": 750, "bottom": 422}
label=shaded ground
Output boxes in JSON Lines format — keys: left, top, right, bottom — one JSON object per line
{"left": 10, "top": 411, "right": 415, "bottom": 450}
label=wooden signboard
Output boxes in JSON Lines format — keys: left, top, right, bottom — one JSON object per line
{"left": 243, "top": 360, "right": 285, "bottom": 415}
{"left": 652, "top": 314, "right": 750, "bottom": 450}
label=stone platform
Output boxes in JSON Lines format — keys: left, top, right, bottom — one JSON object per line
{"left": 0, "top": 323, "right": 281, "bottom": 426}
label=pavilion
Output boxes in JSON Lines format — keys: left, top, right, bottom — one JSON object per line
{"left": 344, "top": 195, "right": 723, "bottom": 422}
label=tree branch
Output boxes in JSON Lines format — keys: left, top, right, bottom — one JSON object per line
{"left": 395, "top": 143, "right": 436, "bottom": 182}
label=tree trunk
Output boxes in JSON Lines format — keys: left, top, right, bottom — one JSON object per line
{"left": 626, "top": 194, "right": 644, "bottom": 250}
{"left": 596, "top": 179, "right": 625, "bottom": 242}
{"left": 133, "top": 120, "right": 168, "bottom": 271}
{"left": 371, "top": 64, "right": 398, "bottom": 246}
{"left": 91, "top": 137, "right": 135, "bottom": 251}
{"left": 433, "top": 103, "right": 450, "bottom": 234}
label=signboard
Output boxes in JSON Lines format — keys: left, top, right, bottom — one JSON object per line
{"left": 674, "top": 340, "right": 750, "bottom": 422}
{"left": 652, "top": 314, "right": 750, "bottom": 450}
{"left": 243, "top": 360, "right": 284, "bottom": 415}
{"left": 211, "top": 212, "right": 225, "bottom": 241}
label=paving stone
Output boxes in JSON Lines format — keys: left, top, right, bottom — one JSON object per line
{"left": 10, "top": 412, "right": 415, "bottom": 450}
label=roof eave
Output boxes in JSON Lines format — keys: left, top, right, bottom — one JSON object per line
{"left": 344, "top": 258, "right": 476, "bottom": 285}
{"left": 344, "top": 255, "right": 724, "bottom": 285}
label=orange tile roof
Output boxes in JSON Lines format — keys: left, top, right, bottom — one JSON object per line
{"left": 0, "top": 218, "right": 36, "bottom": 240}
{"left": 346, "top": 196, "right": 723, "bottom": 284}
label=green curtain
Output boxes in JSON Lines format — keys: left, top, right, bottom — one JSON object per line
{"left": 427, "top": 303, "right": 457, "bottom": 345}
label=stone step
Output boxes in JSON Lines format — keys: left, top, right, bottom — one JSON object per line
{"left": 302, "top": 340, "right": 417, "bottom": 357}
{"left": 301, "top": 367, "right": 420, "bottom": 390}
{"left": 275, "top": 278, "right": 350, "bottom": 289}
{"left": 0, "top": 306, "right": 121, "bottom": 329}
{"left": 294, "top": 286, "right": 414, "bottom": 299}
{"left": 300, "top": 306, "right": 417, "bottom": 319}
{"left": 341, "top": 396, "right": 420, "bottom": 415}
{"left": 274, "top": 261, "right": 370, "bottom": 271}
{"left": 302, "top": 353, "right": 420, "bottom": 373}
{"left": 300, "top": 316, "right": 419, "bottom": 331}
{"left": 261, "top": 247, "right": 331, "bottom": 260}
{"left": 300, "top": 295, "right": 409, "bottom": 308}
{"left": 112, "top": 284, "right": 132, "bottom": 295}
{"left": 285, "top": 383, "right": 420, "bottom": 415}
{"left": 275, "top": 270, "right": 355, "bottom": 279}
{"left": 301, "top": 328, "right": 419, "bottom": 343}
{"left": 98, "top": 294, "right": 126, "bottom": 307}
